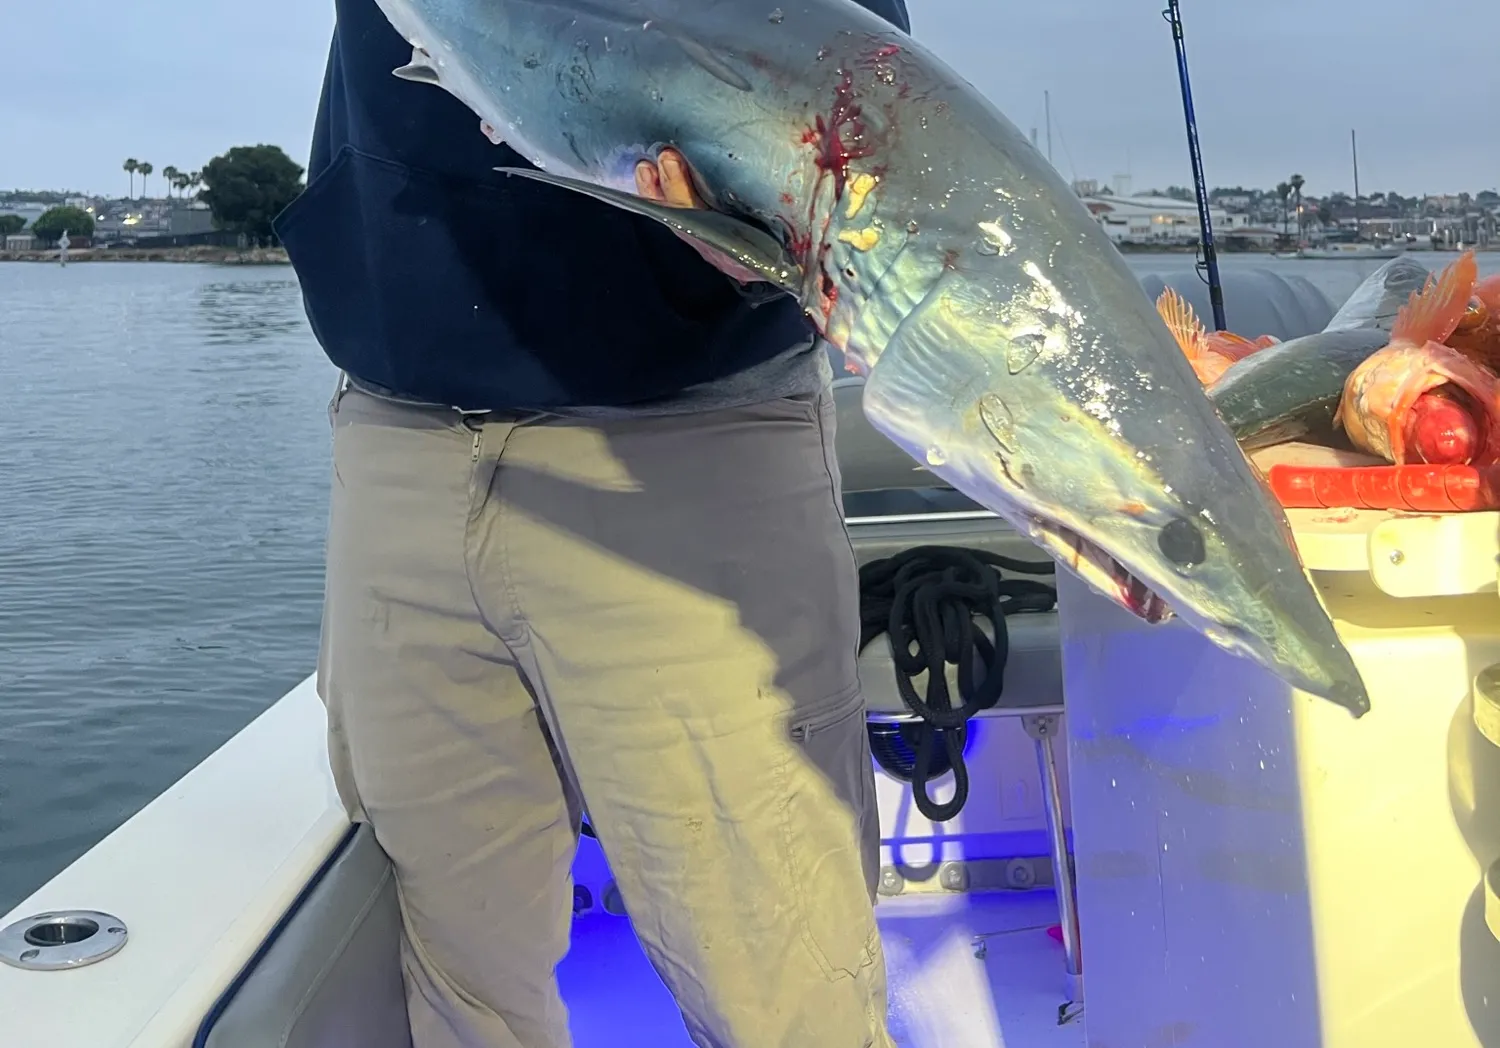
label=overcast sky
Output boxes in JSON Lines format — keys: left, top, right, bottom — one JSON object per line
{"left": 2, "top": 0, "right": 1494, "bottom": 199}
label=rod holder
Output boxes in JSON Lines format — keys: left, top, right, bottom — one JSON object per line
{"left": 0, "top": 910, "right": 128, "bottom": 971}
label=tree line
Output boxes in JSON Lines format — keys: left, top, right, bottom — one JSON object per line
{"left": 10, "top": 145, "right": 306, "bottom": 245}
{"left": 1134, "top": 177, "right": 1500, "bottom": 240}
{"left": 122, "top": 159, "right": 203, "bottom": 200}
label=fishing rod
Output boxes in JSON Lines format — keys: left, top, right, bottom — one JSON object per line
{"left": 1162, "top": 0, "right": 1227, "bottom": 332}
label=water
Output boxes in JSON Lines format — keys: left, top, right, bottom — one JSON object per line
{"left": 1, "top": 252, "right": 1497, "bottom": 913}
{"left": 1, "top": 263, "right": 335, "bottom": 910}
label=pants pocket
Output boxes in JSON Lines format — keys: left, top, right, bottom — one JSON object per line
{"left": 780, "top": 685, "right": 881, "bottom": 981}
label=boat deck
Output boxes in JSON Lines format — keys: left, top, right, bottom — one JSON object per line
{"left": 561, "top": 888, "right": 1084, "bottom": 1047}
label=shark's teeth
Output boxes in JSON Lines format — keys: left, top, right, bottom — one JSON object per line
{"left": 1029, "top": 517, "right": 1173, "bottom": 625}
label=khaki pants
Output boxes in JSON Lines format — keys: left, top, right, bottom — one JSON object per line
{"left": 317, "top": 385, "right": 893, "bottom": 1048}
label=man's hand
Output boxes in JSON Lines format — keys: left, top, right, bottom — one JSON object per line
{"left": 634, "top": 149, "right": 707, "bottom": 210}
{"left": 634, "top": 149, "right": 762, "bottom": 286}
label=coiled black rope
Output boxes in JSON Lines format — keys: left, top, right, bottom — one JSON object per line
{"left": 858, "top": 545, "right": 1057, "bottom": 822}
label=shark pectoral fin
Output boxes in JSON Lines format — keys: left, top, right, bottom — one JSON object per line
{"left": 493, "top": 166, "right": 802, "bottom": 292}
{"left": 393, "top": 61, "right": 440, "bottom": 84}
{"left": 393, "top": 46, "right": 441, "bottom": 85}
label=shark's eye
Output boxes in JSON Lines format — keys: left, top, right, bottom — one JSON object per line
{"left": 1159, "top": 517, "right": 1206, "bottom": 567}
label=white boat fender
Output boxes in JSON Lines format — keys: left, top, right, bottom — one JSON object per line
{"left": 857, "top": 546, "right": 1057, "bottom": 821}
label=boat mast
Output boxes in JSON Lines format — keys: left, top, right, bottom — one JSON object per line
{"left": 1162, "top": 0, "right": 1226, "bottom": 331}
{"left": 1350, "top": 129, "right": 1362, "bottom": 241}
{"left": 1044, "top": 90, "right": 1053, "bottom": 165}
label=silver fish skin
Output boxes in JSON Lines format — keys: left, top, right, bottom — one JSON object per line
{"left": 1323, "top": 256, "right": 1434, "bottom": 334}
{"left": 370, "top": 0, "right": 1370, "bottom": 716}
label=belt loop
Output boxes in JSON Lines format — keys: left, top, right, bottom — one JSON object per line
{"left": 327, "top": 370, "right": 350, "bottom": 428}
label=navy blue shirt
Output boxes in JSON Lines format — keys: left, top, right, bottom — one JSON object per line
{"left": 276, "top": 0, "right": 911, "bottom": 411}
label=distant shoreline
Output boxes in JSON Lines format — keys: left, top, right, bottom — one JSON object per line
{"left": 0, "top": 246, "right": 290, "bottom": 265}
{"left": 1, "top": 243, "right": 1491, "bottom": 266}
{"left": 0, "top": 244, "right": 1260, "bottom": 265}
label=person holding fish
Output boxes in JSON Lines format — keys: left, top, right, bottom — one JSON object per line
{"left": 275, "top": 1, "right": 911, "bottom": 1046}
{"left": 278, "top": 0, "right": 1385, "bottom": 1039}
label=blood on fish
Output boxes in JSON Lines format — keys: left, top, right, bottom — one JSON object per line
{"left": 803, "top": 69, "right": 874, "bottom": 196}
{"left": 786, "top": 228, "right": 814, "bottom": 263}
{"left": 1403, "top": 389, "right": 1482, "bottom": 464}
{"left": 785, "top": 66, "right": 889, "bottom": 295}
{"left": 817, "top": 271, "right": 839, "bottom": 318}
{"left": 853, "top": 36, "right": 902, "bottom": 72}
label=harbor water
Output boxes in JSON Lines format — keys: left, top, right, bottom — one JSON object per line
{"left": 2, "top": 253, "right": 1498, "bottom": 911}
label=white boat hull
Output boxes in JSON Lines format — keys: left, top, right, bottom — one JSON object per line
{"left": 1275, "top": 245, "right": 1408, "bottom": 261}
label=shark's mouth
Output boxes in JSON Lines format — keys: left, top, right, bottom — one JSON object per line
{"left": 1028, "top": 517, "right": 1174, "bottom": 625}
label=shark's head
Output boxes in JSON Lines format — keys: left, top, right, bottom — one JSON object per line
{"left": 858, "top": 236, "right": 1370, "bottom": 717}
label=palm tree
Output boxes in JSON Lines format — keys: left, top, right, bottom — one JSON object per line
{"left": 1276, "top": 181, "right": 1291, "bottom": 235}
{"left": 124, "top": 158, "right": 139, "bottom": 199}
{"left": 1289, "top": 173, "right": 1306, "bottom": 239}
{"left": 187, "top": 170, "right": 203, "bottom": 197}
{"left": 173, "top": 173, "right": 192, "bottom": 197}
{"left": 162, "top": 166, "right": 180, "bottom": 199}
{"left": 138, "top": 162, "right": 154, "bottom": 199}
